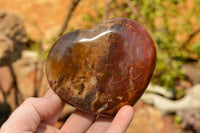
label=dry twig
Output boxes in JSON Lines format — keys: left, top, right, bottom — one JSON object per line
{"left": 59, "top": 0, "right": 81, "bottom": 36}
{"left": 125, "top": 0, "right": 140, "bottom": 20}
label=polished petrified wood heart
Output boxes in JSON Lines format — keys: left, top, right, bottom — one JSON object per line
{"left": 46, "top": 18, "right": 156, "bottom": 116}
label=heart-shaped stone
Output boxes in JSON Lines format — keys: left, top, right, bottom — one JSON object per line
{"left": 46, "top": 18, "right": 156, "bottom": 116}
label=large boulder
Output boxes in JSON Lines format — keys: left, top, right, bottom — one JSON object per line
{"left": 0, "top": 10, "right": 27, "bottom": 66}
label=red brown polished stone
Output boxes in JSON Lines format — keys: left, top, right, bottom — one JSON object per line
{"left": 45, "top": 18, "right": 156, "bottom": 116}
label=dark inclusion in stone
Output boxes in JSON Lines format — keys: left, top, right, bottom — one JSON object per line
{"left": 45, "top": 18, "right": 156, "bottom": 117}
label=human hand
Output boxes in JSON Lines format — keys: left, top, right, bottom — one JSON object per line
{"left": 1, "top": 89, "right": 134, "bottom": 133}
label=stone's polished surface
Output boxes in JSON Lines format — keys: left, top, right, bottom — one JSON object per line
{"left": 46, "top": 18, "right": 156, "bottom": 116}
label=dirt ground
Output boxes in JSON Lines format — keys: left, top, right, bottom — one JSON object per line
{"left": 0, "top": 0, "right": 104, "bottom": 41}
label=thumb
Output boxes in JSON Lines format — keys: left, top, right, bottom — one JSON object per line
{"left": 1, "top": 89, "right": 64, "bottom": 132}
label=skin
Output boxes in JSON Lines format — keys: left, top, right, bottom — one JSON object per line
{"left": 1, "top": 89, "right": 134, "bottom": 133}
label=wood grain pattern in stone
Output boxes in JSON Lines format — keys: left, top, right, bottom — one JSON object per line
{"left": 46, "top": 18, "right": 156, "bottom": 116}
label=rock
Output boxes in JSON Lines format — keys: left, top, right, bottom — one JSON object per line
{"left": 46, "top": 18, "right": 156, "bottom": 116}
{"left": 178, "top": 108, "right": 200, "bottom": 133}
{"left": 0, "top": 34, "right": 14, "bottom": 63}
{"left": 0, "top": 50, "right": 48, "bottom": 110}
{"left": 12, "top": 52, "right": 47, "bottom": 99}
{"left": 22, "top": 50, "right": 38, "bottom": 60}
{"left": 141, "top": 84, "right": 200, "bottom": 113}
{"left": 0, "top": 10, "right": 27, "bottom": 66}
{"left": 160, "top": 116, "right": 178, "bottom": 133}
{"left": 147, "top": 84, "right": 174, "bottom": 98}
{"left": 127, "top": 105, "right": 164, "bottom": 133}
{"left": 0, "top": 66, "right": 13, "bottom": 94}
{"left": 181, "top": 62, "right": 200, "bottom": 84}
